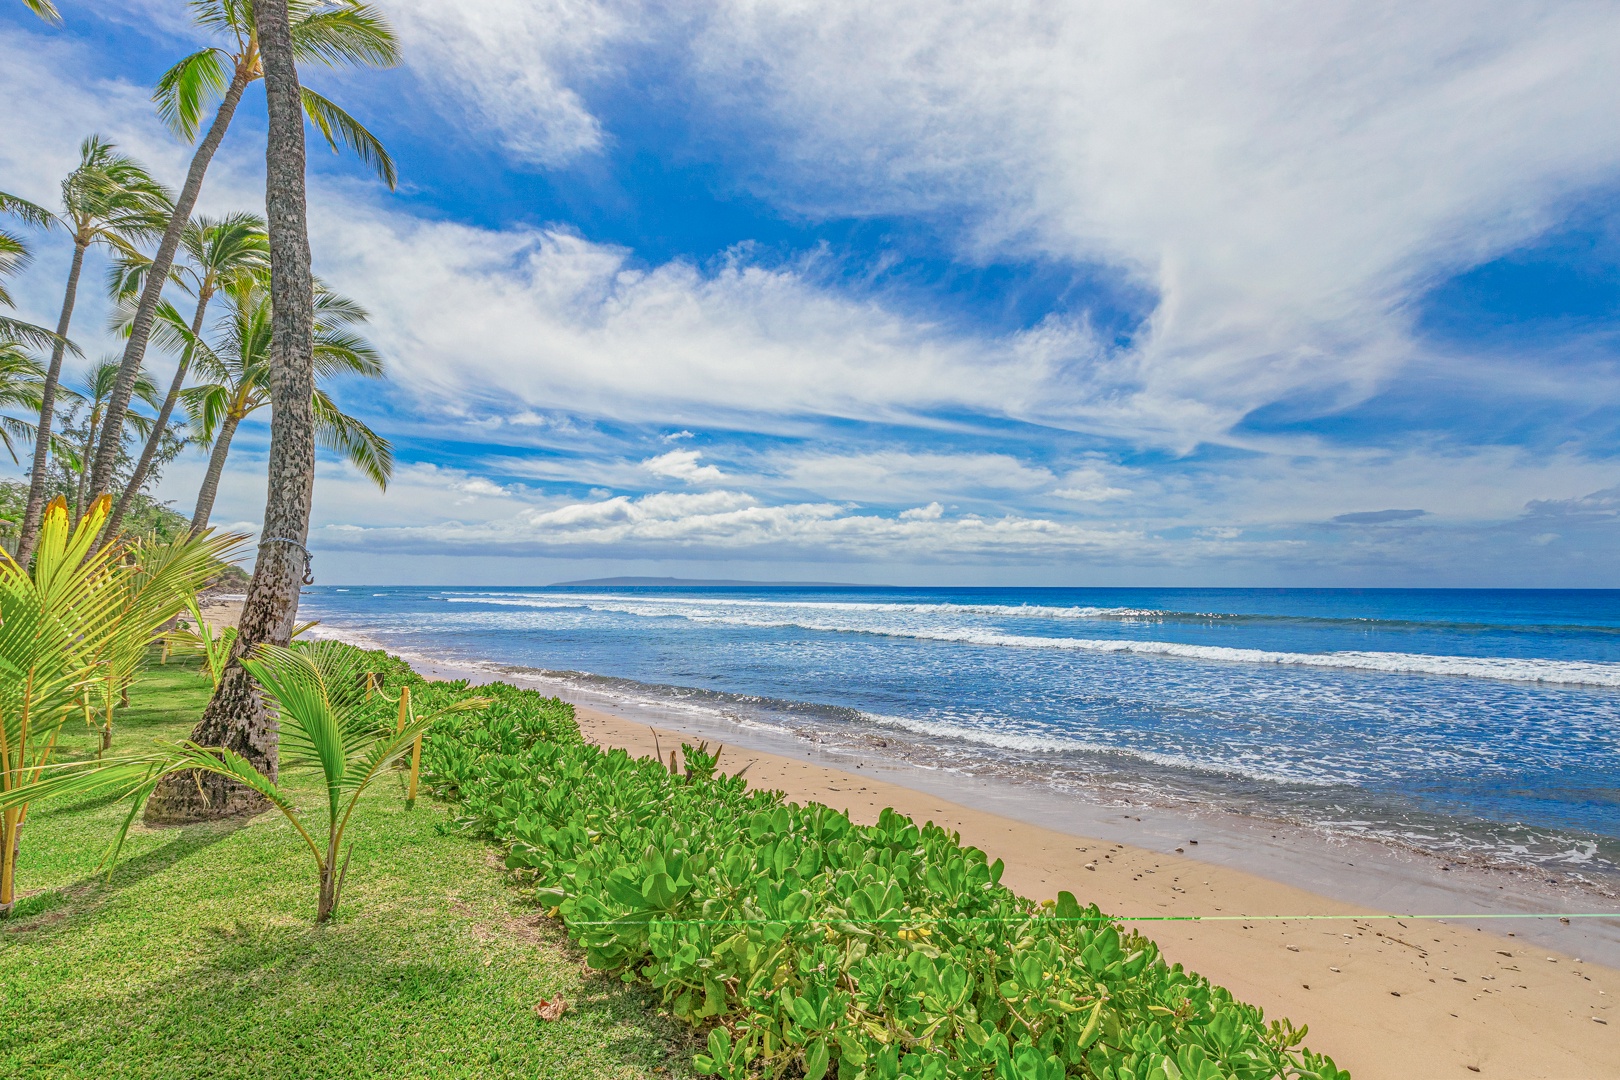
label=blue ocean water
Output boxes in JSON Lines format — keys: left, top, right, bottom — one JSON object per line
{"left": 298, "top": 585, "right": 1620, "bottom": 882}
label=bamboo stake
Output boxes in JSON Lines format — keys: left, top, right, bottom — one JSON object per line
{"left": 399, "top": 685, "right": 421, "bottom": 810}
{"left": 407, "top": 731, "right": 422, "bottom": 811}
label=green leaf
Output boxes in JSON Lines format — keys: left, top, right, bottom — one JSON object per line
{"left": 300, "top": 86, "right": 397, "bottom": 188}
{"left": 804, "top": 1037, "right": 831, "bottom": 1080}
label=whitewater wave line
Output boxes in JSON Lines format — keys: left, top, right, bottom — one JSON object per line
{"left": 446, "top": 597, "right": 1620, "bottom": 688}
{"left": 453, "top": 591, "right": 1620, "bottom": 636}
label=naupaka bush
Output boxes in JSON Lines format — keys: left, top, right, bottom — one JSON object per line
{"left": 360, "top": 648, "right": 1350, "bottom": 1080}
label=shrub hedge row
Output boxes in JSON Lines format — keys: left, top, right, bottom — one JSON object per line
{"left": 348, "top": 644, "right": 1350, "bottom": 1080}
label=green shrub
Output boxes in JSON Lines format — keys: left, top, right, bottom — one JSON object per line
{"left": 329, "top": 644, "right": 1348, "bottom": 1080}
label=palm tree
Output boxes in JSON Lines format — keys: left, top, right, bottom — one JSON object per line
{"left": 88, "top": 0, "right": 399, "bottom": 508}
{"left": 145, "top": 0, "right": 386, "bottom": 824}
{"left": 13, "top": 139, "right": 172, "bottom": 564}
{"left": 183, "top": 274, "right": 392, "bottom": 533}
{"left": 102, "top": 213, "right": 269, "bottom": 541}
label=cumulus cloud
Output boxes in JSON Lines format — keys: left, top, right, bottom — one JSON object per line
{"left": 642, "top": 449, "right": 725, "bottom": 483}
{"left": 453, "top": 476, "right": 513, "bottom": 500}
{"left": 1051, "top": 465, "right": 1133, "bottom": 502}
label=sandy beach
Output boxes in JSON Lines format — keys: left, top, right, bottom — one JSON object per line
{"left": 223, "top": 607, "right": 1620, "bottom": 1078}
{"left": 573, "top": 703, "right": 1619, "bottom": 1080}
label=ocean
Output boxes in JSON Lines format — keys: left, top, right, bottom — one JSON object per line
{"left": 298, "top": 585, "right": 1620, "bottom": 887}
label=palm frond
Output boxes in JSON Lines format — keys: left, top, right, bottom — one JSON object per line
{"left": 299, "top": 87, "right": 397, "bottom": 189}
{"left": 0, "top": 190, "right": 55, "bottom": 229}
{"left": 313, "top": 391, "right": 392, "bottom": 489}
{"left": 0, "top": 315, "right": 75, "bottom": 355}
{"left": 290, "top": 3, "right": 399, "bottom": 69}
{"left": 0, "top": 231, "right": 30, "bottom": 300}
{"left": 19, "top": 0, "right": 61, "bottom": 25}
{"left": 153, "top": 48, "right": 230, "bottom": 141}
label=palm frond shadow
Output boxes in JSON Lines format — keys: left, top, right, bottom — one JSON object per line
{"left": 0, "top": 817, "right": 249, "bottom": 934}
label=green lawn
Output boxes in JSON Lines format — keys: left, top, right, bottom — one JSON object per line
{"left": 0, "top": 657, "right": 694, "bottom": 1079}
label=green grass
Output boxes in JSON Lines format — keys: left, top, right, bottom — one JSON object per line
{"left": 0, "top": 657, "right": 694, "bottom": 1079}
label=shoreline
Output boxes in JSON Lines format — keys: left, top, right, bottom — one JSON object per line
{"left": 221, "top": 606, "right": 1620, "bottom": 1076}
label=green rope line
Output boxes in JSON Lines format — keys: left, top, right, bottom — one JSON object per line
{"left": 564, "top": 911, "right": 1620, "bottom": 927}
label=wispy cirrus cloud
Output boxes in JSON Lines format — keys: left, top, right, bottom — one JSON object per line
{"left": 682, "top": 1, "right": 1620, "bottom": 444}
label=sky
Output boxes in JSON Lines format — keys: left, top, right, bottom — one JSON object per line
{"left": 2, "top": 1, "right": 1620, "bottom": 586}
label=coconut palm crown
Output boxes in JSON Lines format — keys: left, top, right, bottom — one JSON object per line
{"left": 183, "top": 273, "right": 392, "bottom": 532}
{"left": 13, "top": 140, "right": 171, "bottom": 562}
{"left": 103, "top": 212, "right": 271, "bottom": 540}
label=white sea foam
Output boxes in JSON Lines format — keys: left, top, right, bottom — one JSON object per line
{"left": 444, "top": 594, "right": 1620, "bottom": 688}
{"left": 856, "top": 711, "right": 1348, "bottom": 786}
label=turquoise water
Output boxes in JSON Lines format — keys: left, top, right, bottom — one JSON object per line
{"left": 299, "top": 585, "right": 1620, "bottom": 882}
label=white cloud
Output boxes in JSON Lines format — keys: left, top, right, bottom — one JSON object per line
{"left": 7, "top": 12, "right": 1620, "bottom": 583}
{"left": 309, "top": 211, "right": 1075, "bottom": 426}
{"left": 642, "top": 448, "right": 725, "bottom": 483}
{"left": 315, "top": 486, "right": 1166, "bottom": 563}
{"left": 387, "top": 0, "right": 635, "bottom": 166}
{"left": 683, "top": 1, "right": 1620, "bottom": 444}
{"left": 1051, "top": 465, "right": 1133, "bottom": 502}
{"left": 774, "top": 450, "right": 1056, "bottom": 503}
{"left": 453, "top": 476, "right": 513, "bottom": 500}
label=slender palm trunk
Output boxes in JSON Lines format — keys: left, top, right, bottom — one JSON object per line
{"left": 189, "top": 411, "right": 240, "bottom": 534}
{"left": 104, "top": 290, "right": 212, "bottom": 540}
{"left": 88, "top": 64, "right": 251, "bottom": 508}
{"left": 147, "top": 4, "right": 309, "bottom": 823}
{"left": 0, "top": 808, "right": 20, "bottom": 917}
{"left": 73, "top": 404, "right": 101, "bottom": 523}
{"left": 14, "top": 240, "right": 86, "bottom": 564}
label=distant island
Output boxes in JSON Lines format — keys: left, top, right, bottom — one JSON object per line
{"left": 548, "top": 576, "right": 861, "bottom": 587}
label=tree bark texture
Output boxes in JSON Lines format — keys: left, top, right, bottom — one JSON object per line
{"left": 15, "top": 241, "right": 86, "bottom": 564}
{"left": 87, "top": 67, "right": 249, "bottom": 506}
{"left": 103, "top": 290, "right": 213, "bottom": 541}
{"left": 146, "top": 0, "right": 313, "bottom": 825}
{"left": 189, "top": 411, "right": 239, "bottom": 534}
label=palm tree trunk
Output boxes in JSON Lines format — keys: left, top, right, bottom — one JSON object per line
{"left": 73, "top": 404, "right": 100, "bottom": 524}
{"left": 104, "top": 290, "right": 212, "bottom": 541}
{"left": 14, "top": 239, "right": 86, "bottom": 564}
{"left": 189, "top": 411, "right": 239, "bottom": 534}
{"left": 87, "top": 63, "right": 252, "bottom": 509}
{"left": 146, "top": 1, "right": 310, "bottom": 824}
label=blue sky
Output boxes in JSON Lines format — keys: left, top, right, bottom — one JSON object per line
{"left": 4, "top": 1, "right": 1620, "bottom": 586}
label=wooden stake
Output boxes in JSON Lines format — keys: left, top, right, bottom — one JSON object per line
{"left": 396, "top": 684, "right": 410, "bottom": 733}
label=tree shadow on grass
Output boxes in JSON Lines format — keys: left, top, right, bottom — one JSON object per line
{"left": 1, "top": 816, "right": 254, "bottom": 936}
{"left": 8, "top": 914, "right": 696, "bottom": 1080}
